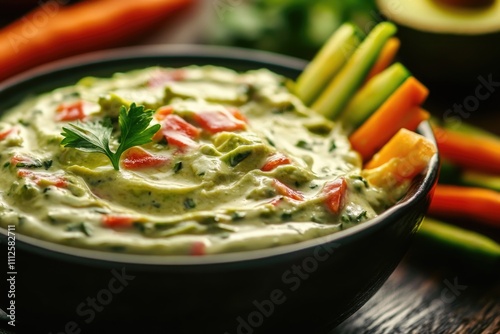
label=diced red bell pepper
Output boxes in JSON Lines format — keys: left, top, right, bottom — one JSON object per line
{"left": 273, "top": 179, "right": 304, "bottom": 201}
{"left": 193, "top": 109, "right": 247, "bottom": 134}
{"left": 148, "top": 69, "right": 186, "bottom": 87}
{"left": 103, "top": 215, "right": 135, "bottom": 228}
{"left": 122, "top": 147, "right": 169, "bottom": 170}
{"left": 17, "top": 169, "right": 67, "bottom": 188}
{"left": 322, "top": 178, "right": 347, "bottom": 214}
{"left": 0, "top": 127, "right": 15, "bottom": 140}
{"left": 154, "top": 105, "right": 174, "bottom": 121}
{"left": 155, "top": 114, "right": 201, "bottom": 149}
{"left": 55, "top": 100, "right": 89, "bottom": 121}
{"left": 190, "top": 241, "right": 206, "bottom": 256}
{"left": 261, "top": 153, "right": 292, "bottom": 172}
{"left": 227, "top": 107, "right": 248, "bottom": 123}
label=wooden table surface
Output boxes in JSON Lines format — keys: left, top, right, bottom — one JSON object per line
{"left": 0, "top": 2, "right": 499, "bottom": 333}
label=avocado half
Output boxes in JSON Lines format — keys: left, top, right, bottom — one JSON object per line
{"left": 376, "top": 0, "right": 500, "bottom": 87}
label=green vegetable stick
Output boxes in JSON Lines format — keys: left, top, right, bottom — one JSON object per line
{"left": 312, "top": 22, "right": 397, "bottom": 120}
{"left": 418, "top": 217, "right": 500, "bottom": 260}
{"left": 295, "top": 23, "right": 362, "bottom": 106}
{"left": 339, "top": 62, "right": 410, "bottom": 132}
{"left": 461, "top": 170, "right": 500, "bottom": 192}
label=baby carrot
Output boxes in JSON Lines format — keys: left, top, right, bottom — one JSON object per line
{"left": 428, "top": 185, "right": 500, "bottom": 228}
{"left": 0, "top": 0, "right": 193, "bottom": 81}
{"left": 365, "top": 37, "right": 400, "bottom": 81}
{"left": 362, "top": 128, "right": 436, "bottom": 188}
{"left": 433, "top": 125, "right": 500, "bottom": 174}
{"left": 349, "top": 77, "right": 429, "bottom": 161}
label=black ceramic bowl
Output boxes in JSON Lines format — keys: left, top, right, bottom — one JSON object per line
{"left": 0, "top": 46, "right": 439, "bottom": 334}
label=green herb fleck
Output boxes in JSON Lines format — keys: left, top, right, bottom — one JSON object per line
{"left": 184, "top": 198, "right": 196, "bottom": 209}
{"left": 43, "top": 160, "right": 53, "bottom": 170}
{"left": 60, "top": 103, "right": 161, "bottom": 170}
{"left": 3, "top": 162, "right": 10, "bottom": 168}
{"left": 328, "top": 140, "right": 337, "bottom": 152}
{"left": 173, "top": 161, "right": 183, "bottom": 173}
{"left": 231, "top": 212, "right": 246, "bottom": 221}
{"left": 281, "top": 211, "right": 293, "bottom": 221}
{"left": 229, "top": 151, "right": 251, "bottom": 167}
{"left": 66, "top": 222, "right": 93, "bottom": 237}
{"left": 296, "top": 140, "right": 312, "bottom": 151}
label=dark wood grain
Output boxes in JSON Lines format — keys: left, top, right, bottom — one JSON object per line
{"left": 331, "top": 250, "right": 500, "bottom": 334}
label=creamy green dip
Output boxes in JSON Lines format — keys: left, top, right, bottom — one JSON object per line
{"left": 0, "top": 66, "right": 407, "bottom": 255}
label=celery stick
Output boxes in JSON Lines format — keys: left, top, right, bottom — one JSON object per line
{"left": 339, "top": 62, "right": 410, "bottom": 132}
{"left": 295, "top": 23, "right": 362, "bottom": 106}
{"left": 312, "top": 22, "right": 397, "bottom": 120}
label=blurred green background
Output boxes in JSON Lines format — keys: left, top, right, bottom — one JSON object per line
{"left": 205, "top": 0, "right": 376, "bottom": 60}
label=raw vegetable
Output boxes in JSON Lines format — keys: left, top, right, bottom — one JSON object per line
{"left": 461, "top": 170, "right": 500, "bottom": 192}
{"left": 362, "top": 128, "right": 437, "bottom": 188}
{"left": 349, "top": 77, "right": 429, "bottom": 161}
{"left": 339, "top": 62, "right": 411, "bottom": 131}
{"left": 155, "top": 114, "right": 201, "bottom": 148}
{"left": 311, "top": 22, "right": 397, "bottom": 120}
{"left": 365, "top": 37, "right": 401, "bottom": 80}
{"left": 322, "top": 178, "right": 347, "bottom": 214}
{"left": 433, "top": 125, "right": 500, "bottom": 174}
{"left": 415, "top": 218, "right": 500, "bottom": 268}
{"left": 122, "top": 147, "right": 169, "bottom": 170}
{"left": 261, "top": 153, "right": 291, "bottom": 172}
{"left": 61, "top": 103, "right": 161, "bottom": 171}
{"left": 428, "top": 185, "right": 500, "bottom": 228}
{"left": 294, "top": 23, "right": 362, "bottom": 105}
{"left": 0, "top": 0, "right": 192, "bottom": 81}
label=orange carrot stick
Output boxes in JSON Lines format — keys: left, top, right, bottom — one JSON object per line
{"left": 432, "top": 125, "right": 500, "bottom": 174}
{"left": 0, "top": 0, "right": 193, "bottom": 81}
{"left": 400, "top": 108, "right": 430, "bottom": 134}
{"left": 365, "top": 128, "right": 436, "bottom": 171}
{"left": 366, "top": 37, "right": 400, "bottom": 81}
{"left": 429, "top": 185, "right": 500, "bottom": 228}
{"left": 362, "top": 128, "right": 436, "bottom": 188}
{"left": 349, "top": 77, "right": 429, "bottom": 161}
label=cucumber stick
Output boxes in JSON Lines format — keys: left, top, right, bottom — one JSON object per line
{"left": 461, "top": 170, "right": 500, "bottom": 192}
{"left": 339, "top": 62, "right": 410, "bottom": 132}
{"left": 312, "top": 22, "right": 397, "bottom": 120}
{"left": 295, "top": 23, "right": 362, "bottom": 106}
{"left": 418, "top": 217, "right": 500, "bottom": 260}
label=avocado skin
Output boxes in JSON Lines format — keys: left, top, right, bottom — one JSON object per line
{"left": 395, "top": 24, "right": 500, "bottom": 88}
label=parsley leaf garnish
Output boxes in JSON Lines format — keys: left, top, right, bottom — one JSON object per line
{"left": 60, "top": 103, "right": 161, "bottom": 170}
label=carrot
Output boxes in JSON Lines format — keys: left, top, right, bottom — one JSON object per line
{"left": 349, "top": 77, "right": 429, "bottom": 161}
{"left": 362, "top": 128, "right": 437, "bottom": 188}
{"left": 365, "top": 37, "right": 400, "bottom": 81}
{"left": 365, "top": 128, "right": 436, "bottom": 170}
{"left": 428, "top": 185, "right": 500, "bottom": 228}
{"left": 432, "top": 125, "right": 500, "bottom": 174}
{"left": 0, "top": 0, "right": 193, "bottom": 81}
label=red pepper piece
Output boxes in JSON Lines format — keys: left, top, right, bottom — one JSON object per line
{"left": 155, "top": 114, "right": 201, "bottom": 149}
{"left": 194, "top": 110, "right": 247, "bottom": 134}
{"left": 55, "top": 100, "right": 89, "bottom": 121}
{"left": 323, "top": 178, "right": 347, "bottom": 214}
{"left": 0, "top": 127, "right": 15, "bottom": 140}
{"left": 103, "top": 215, "right": 135, "bottom": 228}
{"left": 190, "top": 241, "right": 206, "bottom": 256}
{"left": 17, "top": 169, "right": 67, "bottom": 188}
{"left": 273, "top": 179, "right": 304, "bottom": 201}
{"left": 148, "top": 69, "right": 186, "bottom": 87}
{"left": 261, "top": 153, "right": 292, "bottom": 172}
{"left": 154, "top": 105, "right": 174, "bottom": 121}
{"left": 122, "top": 147, "right": 169, "bottom": 170}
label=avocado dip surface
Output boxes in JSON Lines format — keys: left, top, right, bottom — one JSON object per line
{"left": 0, "top": 66, "right": 409, "bottom": 255}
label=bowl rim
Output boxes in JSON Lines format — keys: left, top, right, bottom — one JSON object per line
{"left": 0, "top": 44, "right": 440, "bottom": 267}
